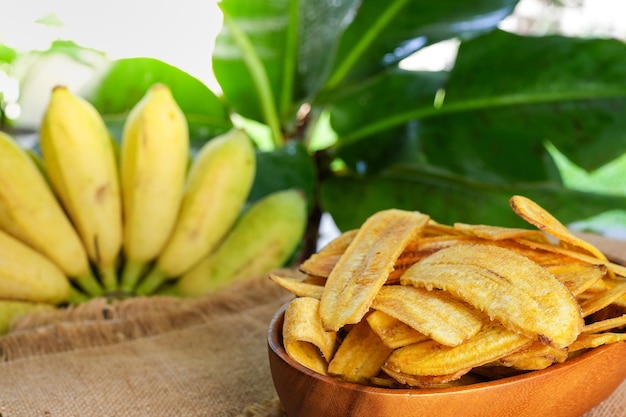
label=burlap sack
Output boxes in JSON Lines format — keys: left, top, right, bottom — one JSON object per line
{"left": 0, "top": 234, "right": 624, "bottom": 417}
{"left": 0, "top": 277, "right": 293, "bottom": 417}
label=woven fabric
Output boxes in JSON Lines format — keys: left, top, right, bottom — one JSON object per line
{"left": 0, "top": 277, "right": 293, "bottom": 417}
{"left": 0, "top": 235, "right": 624, "bottom": 417}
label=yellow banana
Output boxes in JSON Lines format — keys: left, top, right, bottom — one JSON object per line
{"left": 0, "top": 131, "right": 101, "bottom": 296}
{"left": 0, "top": 228, "right": 72, "bottom": 304}
{"left": 40, "top": 86, "right": 123, "bottom": 291}
{"left": 167, "top": 188, "right": 307, "bottom": 297}
{"left": 0, "top": 299, "right": 57, "bottom": 335}
{"left": 136, "top": 128, "right": 256, "bottom": 295}
{"left": 118, "top": 84, "right": 189, "bottom": 291}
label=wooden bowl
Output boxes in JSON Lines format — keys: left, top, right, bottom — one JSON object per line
{"left": 267, "top": 304, "right": 626, "bottom": 417}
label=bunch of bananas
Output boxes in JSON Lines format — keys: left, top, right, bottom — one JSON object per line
{"left": 0, "top": 83, "right": 307, "bottom": 332}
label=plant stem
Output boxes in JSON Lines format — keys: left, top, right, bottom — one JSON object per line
{"left": 297, "top": 148, "right": 334, "bottom": 263}
{"left": 99, "top": 263, "right": 118, "bottom": 292}
{"left": 135, "top": 267, "right": 168, "bottom": 296}
{"left": 120, "top": 259, "right": 146, "bottom": 292}
{"left": 74, "top": 270, "right": 103, "bottom": 297}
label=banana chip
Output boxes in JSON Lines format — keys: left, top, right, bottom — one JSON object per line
{"left": 453, "top": 222, "right": 549, "bottom": 242}
{"left": 320, "top": 209, "right": 430, "bottom": 331}
{"left": 371, "top": 285, "right": 483, "bottom": 347}
{"left": 366, "top": 310, "right": 429, "bottom": 349}
{"left": 299, "top": 229, "right": 358, "bottom": 277}
{"left": 401, "top": 244, "right": 583, "bottom": 348}
{"left": 269, "top": 270, "right": 324, "bottom": 299}
{"left": 510, "top": 195, "right": 608, "bottom": 262}
{"left": 543, "top": 262, "right": 607, "bottom": 296}
{"left": 327, "top": 318, "right": 393, "bottom": 385}
{"left": 494, "top": 341, "right": 568, "bottom": 371}
{"left": 283, "top": 297, "right": 337, "bottom": 375}
{"left": 382, "top": 324, "right": 532, "bottom": 386}
{"left": 582, "top": 313, "right": 626, "bottom": 334}
{"left": 568, "top": 332, "right": 626, "bottom": 352}
{"left": 579, "top": 280, "right": 626, "bottom": 317}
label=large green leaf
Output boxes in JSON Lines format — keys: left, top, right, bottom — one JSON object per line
{"left": 321, "top": 164, "right": 626, "bottom": 231}
{"left": 325, "top": 68, "right": 446, "bottom": 174}
{"left": 325, "top": 0, "right": 519, "bottom": 88}
{"left": 86, "top": 57, "right": 231, "bottom": 143}
{"left": 428, "top": 30, "right": 626, "bottom": 173}
{"left": 328, "top": 31, "right": 626, "bottom": 184}
{"left": 213, "top": 0, "right": 360, "bottom": 142}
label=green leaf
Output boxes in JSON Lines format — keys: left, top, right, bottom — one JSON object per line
{"left": 0, "top": 44, "right": 17, "bottom": 64}
{"left": 213, "top": 0, "right": 359, "bottom": 131}
{"left": 325, "top": 68, "right": 446, "bottom": 173}
{"left": 325, "top": 0, "right": 519, "bottom": 88}
{"left": 44, "top": 40, "right": 105, "bottom": 66}
{"left": 430, "top": 30, "right": 626, "bottom": 173}
{"left": 86, "top": 57, "right": 231, "bottom": 143}
{"left": 321, "top": 164, "right": 626, "bottom": 231}
{"left": 249, "top": 140, "right": 316, "bottom": 212}
{"left": 331, "top": 31, "right": 626, "bottom": 184}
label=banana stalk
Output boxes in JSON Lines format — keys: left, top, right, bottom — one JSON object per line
{"left": 136, "top": 128, "right": 256, "bottom": 295}
{"left": 40, "top": 86, "right": 123, "bottom": 291}
{"left": 0, "top": 131, "right": 102, "bottom": 296}
{"left": 0, "top": 228, "right": 72, "bottom": 304}
{"left": 118, "top": 84, "right": 190, "bottom": 291}
{"left": 166, "top": 188, "right": 307, "bottom": 297}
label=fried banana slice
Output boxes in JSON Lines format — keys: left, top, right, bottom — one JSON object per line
{"left": 579, "top": 279, "right": 626, "bottom": 317}
{"left": 385, "top": 235, "right": 483, "bottom": 284}
{"left": 453, "top": 222, "right": 549, "bottom": 242}
{"left": 384, "top": 367, "right": 473, "bottom": 388}
{"left": 318, "top": 229, "right": 358, "bottom": 253}
{"left": 401, "top": 243, "right": 583, "bottom": 348}
{"left": 382, "top": 324, "right": 532, "bottom": 386}
{"left": 269, "top": 270, "right": 324, "bottom": 299}
{"left": 283, "top": 297, "right": 337, "bottom": 375}
{"left": 543, "top": 262, "right": 607, "bottom": 296}
{"left": 327, "top": 318, "right": 393, "bottom": 385}
{"left": 320, "top": 209, "right": 430, "bottom": 331}
{"left": 366, "top": 310, "right": 429, "bottom": 349}
{"left": 422, "top": 220, "right": 462, "bottom": 236}
{"left": 494, "top": 341, "right": 568, "bottom": 370}
{"left": 371, "top": 285, "right": 483, "bottom": 347}
{"left": 568, "top": 333, "right": 626, "bottom": 352}
{"left": 582, "top": 313, "right": 626, "bottom": 334}
{"left": 299, "top": 229, "right": 358, "bottom": 277}
{"left": 509, "top": 195, "right": 608, "bottom": 262}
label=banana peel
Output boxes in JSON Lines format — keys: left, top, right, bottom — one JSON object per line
{"left": 165, "top": 188, "right": 308, "bottom": 297}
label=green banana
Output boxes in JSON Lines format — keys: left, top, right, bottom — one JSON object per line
{"left": 117, "top": 84, "right": 189, "bottom": 291}
{"left": 0, "top": 299, "right": 57, "bottom": 335}
{"left": 40, "top": 86, "right": 123, "bottom": 291}
{"left": 0, "top": 131, "right": 101, "bottom": 297}
{"left": 136, "top": 128, "right": 256, "bottom": 295}
{"left": 0, "top": 227, "right": 72, "bottom": 304}
{"left": 167, "top": 188, "right": 307, "bottom": 297}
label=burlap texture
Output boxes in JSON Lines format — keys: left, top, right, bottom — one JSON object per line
{"left": 0, "top": 277, "right": 294, "bottom": 417}
{"left": 0, "top": 234, "right": 624, "bottom": 417}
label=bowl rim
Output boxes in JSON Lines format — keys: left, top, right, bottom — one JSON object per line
{"left": 268, "top": 301, "right": 626, "bottom": 395}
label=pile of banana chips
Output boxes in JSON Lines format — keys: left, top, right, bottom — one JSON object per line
{"left": 270, "top": 195, "right": 626, "bottom": 388}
